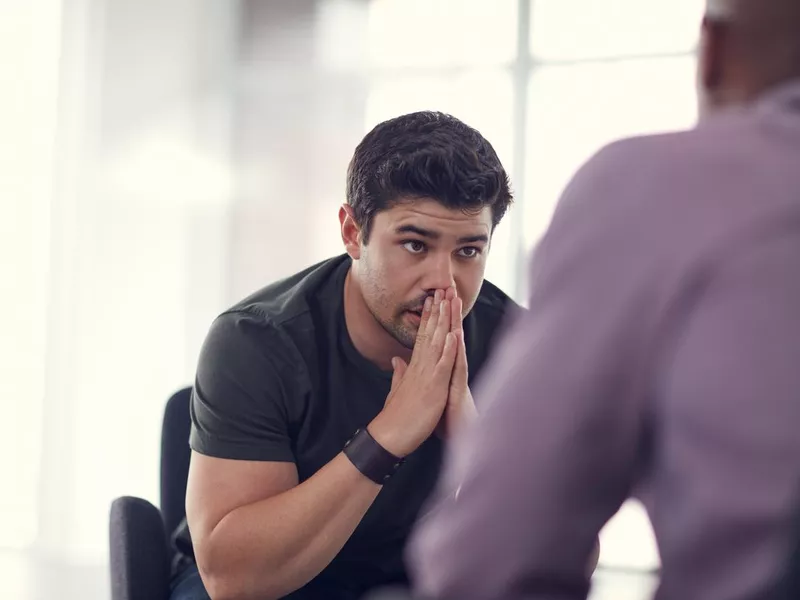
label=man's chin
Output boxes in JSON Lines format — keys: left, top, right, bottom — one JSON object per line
{"left": 376, "top": 316, "right": 416, "bottom": 351}
{"left": 392, "top": 325, "right": 417, "bottom": 351}
{"left": 396, "top": 330, "right": 416, "bottom": 350}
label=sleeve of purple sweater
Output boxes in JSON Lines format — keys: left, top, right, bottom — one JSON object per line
{"left": 406, "top": 135, "right": 800, "bottom": 600}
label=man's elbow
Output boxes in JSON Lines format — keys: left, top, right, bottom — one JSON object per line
{"left": 200, "top": 569, "right": 243, "bottom": 600}
{"left": 199, "top": 565, "right": 285, "bottom": 600}
{"left": 196, "top": 546, "right": 287, "bottom": 600}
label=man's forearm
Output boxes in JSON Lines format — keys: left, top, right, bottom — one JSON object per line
{"left": 199, "top": 453, "right": 381, "bottom": 600}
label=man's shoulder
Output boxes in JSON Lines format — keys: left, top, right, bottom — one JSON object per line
{"left": 562, "top": 110, "right": 798, "bottom": 253}
{"left": 464, "top": 281, "right": 522, "bottom": 377}
{"left": 227, "top": 254, "right": 349, "bottom": 328}
{"left": 470, "top": 279, "right": 523, "bottom": 333}
{"left": 208, "top": 255, "right": 348, "bottom": 376}
{"left": 581, "top": 110, "right": 769, "bottom": 193}
{"left": 474, "top": 279, "right": 520, "bottom": 315}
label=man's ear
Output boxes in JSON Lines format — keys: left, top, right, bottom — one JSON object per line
{"left": 699, "top": 16, "right": 728, "bottom": 96}
{"left": 339, "top": 204, "right": 362, "bottom": 260}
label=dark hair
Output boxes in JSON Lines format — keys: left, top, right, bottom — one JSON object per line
{"left": 346, "top": 111, "right": 513, "bottom": 243}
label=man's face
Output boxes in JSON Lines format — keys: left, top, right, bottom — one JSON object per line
{"left": 697, "top": 9, "right": 737, "bottom": 119}
{"left": 354, "top": 198, "right": 493, "bottom": 349}
{"left": 697, "top": 18, "right": 722, "bottom": 119}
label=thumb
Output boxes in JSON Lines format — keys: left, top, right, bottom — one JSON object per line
{"left": 390, "top": 357, "right": 408, "bottom": 391}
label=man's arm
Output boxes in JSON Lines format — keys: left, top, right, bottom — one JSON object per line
{"left": 646, "top": 231, "right": 800, "bottom": 600}
{"left": 187, "top": 452, "right": 381, "bottom": 600}
{"left": 188, "top": 293, "right": 459, "bottom": 600}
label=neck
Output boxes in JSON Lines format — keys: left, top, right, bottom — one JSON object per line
{"left": 343, "top": 267, "right": 413, "bottom": 371}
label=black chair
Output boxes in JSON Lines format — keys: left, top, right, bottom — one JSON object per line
{"left": 109, "top": 387, "right": 193, "bottom": 600}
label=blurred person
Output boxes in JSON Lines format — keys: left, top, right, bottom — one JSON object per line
{"left": 169, "top": 111, "right": 520, "bottom": 600}
{"left": 406, "top": 0, "right": 800, "bottom": 599}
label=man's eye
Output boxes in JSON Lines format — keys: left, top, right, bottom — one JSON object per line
{"left": 403, "top": 241, "right": 426, "bottom": 254}
{"left": 458, "top": 247, "right": 481, "bottom": 258}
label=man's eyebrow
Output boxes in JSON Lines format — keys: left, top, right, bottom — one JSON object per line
{"left": 394, "top": 225, "right": 489, "bottom": 245}
{"left": 457, "top": 234, "right": 489, "bottom": 244}
{"left": 395, "top": 224, "right": 440, "bottom": 239}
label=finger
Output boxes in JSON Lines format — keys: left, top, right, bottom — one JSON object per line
{"left": 429, "top": 297, "right": 451, "bottom": 353}
{"left": 416, "top": 296, "right": 434, "bottom": 341}
{"left": 425, "top": 289, "right": 444, "bottom": 337}
{"left": 445, "top": 286, "right": 456, "bottom": 301}
{"left": 454, "top": 329, "right": 468, "bottom": 381}
{"left": 451, "top": 295, "right": 463, "bottom": 334}
{"left": 435, "top": 332, "right": 458, "bottom": 379}
{"left": 390, "top": 357, "right": 408, "bottom": 392}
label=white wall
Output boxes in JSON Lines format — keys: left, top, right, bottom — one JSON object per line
{"left": 0, "top": 0, "right": 62, "bottom": 552}
{"left": 23, "top": 0, "right": 239, "bottom": 566}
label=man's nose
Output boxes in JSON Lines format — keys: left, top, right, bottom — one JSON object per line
{"left": 423, "top": 254, "right": 456, "bottom": 294}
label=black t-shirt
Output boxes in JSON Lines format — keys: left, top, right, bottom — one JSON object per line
{"left": 179, "top": 254, "right": 517, "bottom": 599}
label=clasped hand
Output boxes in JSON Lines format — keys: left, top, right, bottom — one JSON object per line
{"left": 369, "top": 287, "right": 477, "bottom": 458}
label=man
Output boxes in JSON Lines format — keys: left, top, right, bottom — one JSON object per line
{"left": 169, "top": 111, "right": 517, "bottom": 600}
{"left": 407, "top": 1, "right": 800, "bottom": 599}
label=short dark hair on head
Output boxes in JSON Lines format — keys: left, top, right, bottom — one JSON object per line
{"left": 346, "top": 111, "right": 513, "bottom": 242}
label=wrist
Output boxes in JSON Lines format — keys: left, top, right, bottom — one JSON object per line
{"left": 367, "top": 413, "right": 410, "bottom": 458}
{"left": 343, "top": 427, "right": 404, "bottom": 484}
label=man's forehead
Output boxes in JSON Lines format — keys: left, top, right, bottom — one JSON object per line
{"left": 382, "top": 199, "right": 492, "bottom": 231}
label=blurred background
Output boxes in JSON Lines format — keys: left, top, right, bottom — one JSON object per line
{"left": 3, "top": 0, "right": 704, "bottom": 598}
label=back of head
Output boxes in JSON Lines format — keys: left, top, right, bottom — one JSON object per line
{"left": 700, "top": 0, "right": 800, "bottom": 112}
{"left": 346, "top": 111, "right": 512, "bottom": 243}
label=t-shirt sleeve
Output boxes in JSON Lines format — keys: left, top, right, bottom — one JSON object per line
{"left": 189, "top": 310, "right": 297, "bottom": 463}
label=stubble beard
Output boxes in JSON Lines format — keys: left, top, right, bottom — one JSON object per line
{"left": 373, "top": 307, "right": 418, "bottom": 350}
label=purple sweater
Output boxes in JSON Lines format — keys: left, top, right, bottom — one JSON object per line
{"left": 408, "top": 81, "right": 800, "bottom": 600}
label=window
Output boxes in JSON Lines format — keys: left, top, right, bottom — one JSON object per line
{"left": 524, "top": 56, "right": 698, "bottom": 250}
{"left": 367, "top": 0, "right": 518, "bottom": 68}
{"left": 529, "top": 0, "right": 703, "bottom": 61}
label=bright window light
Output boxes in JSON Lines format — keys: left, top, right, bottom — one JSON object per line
{"left": 367, "top": 0, "right": 518, "bottom": 68}
{"left": 530, "top": 0, "right": 706, "bottom": 61}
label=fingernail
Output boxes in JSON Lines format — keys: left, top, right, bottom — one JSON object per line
{"left": 434, "top": 289, "right": 442, "bottom": 303}
{"left": 424, "top": 297, "right": 432, "bottom": 311}
{"left": 391, "top": 357, "right": 397, "bottom": 369}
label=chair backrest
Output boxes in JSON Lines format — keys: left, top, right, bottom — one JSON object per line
{"left": 160, "top": 387, "right": 192, "bottom": 539}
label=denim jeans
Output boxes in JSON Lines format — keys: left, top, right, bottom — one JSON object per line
{"left": 169, "top": 563, "right": 415, "bottom": 600}
{"left": 170, "top": 564, "right": 210, "bottom": 600}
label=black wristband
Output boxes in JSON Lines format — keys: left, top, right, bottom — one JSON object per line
{"left": 343, "top": 428, "right": 404, "bottom": 484}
